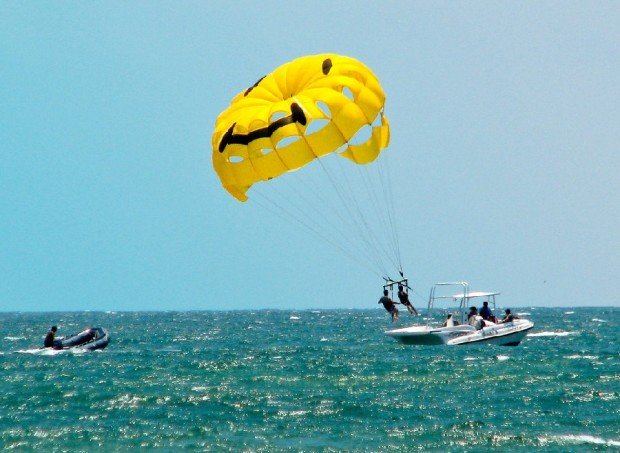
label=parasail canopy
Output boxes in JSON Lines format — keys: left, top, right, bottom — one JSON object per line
{"left": 210, "top": 54, "right": 407, "bottom": 283}
{"left": 212, "top": 53, "right": 390, "bottom": 202}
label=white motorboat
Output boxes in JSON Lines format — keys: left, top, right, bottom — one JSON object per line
{"left": 385, "top": 281, "right": 534, "bottom": 346}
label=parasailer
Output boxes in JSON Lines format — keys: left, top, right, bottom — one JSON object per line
{"left": 378, "top": 289, "right": 399, "bottom": 322}
{"left": 397, "top": 284, "right": 418, "bottom": 316}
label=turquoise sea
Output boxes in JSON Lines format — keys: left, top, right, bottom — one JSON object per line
{"left": 1, "top": 308, "right": 618, "bottom": 451}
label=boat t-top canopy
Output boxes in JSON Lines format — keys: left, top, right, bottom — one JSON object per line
{"left": 427, "top": 282, "right": 500, "bottom": 325}
{"left": 447, "top": 291, "right": 500, "bottom": 299}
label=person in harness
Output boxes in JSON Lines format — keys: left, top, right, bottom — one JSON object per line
{"left": 397, "top": 285, "right": 419, "bottom": 316}
{"left": 378, "top": 289, "right": 399, "bottom": 322}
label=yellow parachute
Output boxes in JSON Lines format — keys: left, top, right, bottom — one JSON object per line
{"left": 212, "top": 54, "right": 390, "bottom": 201}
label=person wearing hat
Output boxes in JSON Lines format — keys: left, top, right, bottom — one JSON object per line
{"left": 44, "top": 325, "right": 57, "bottom": 348}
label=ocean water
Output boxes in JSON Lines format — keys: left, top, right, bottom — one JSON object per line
{"left": 1, "top": 308, "right": 618, "bottom": 451}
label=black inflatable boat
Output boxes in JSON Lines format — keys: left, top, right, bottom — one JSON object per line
{"left": 53, "top": 327, "right": 109, "bottom": 351}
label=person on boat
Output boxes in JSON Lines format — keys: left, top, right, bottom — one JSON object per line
{"left": 467, "top": 307, "right": 478, "bottom": 324}
{"left": 442, "top": 313, "right": 458, "bottom": 327}
{"left": 468, "top": 307, "right": 485, "bottom": 329}
{"left": 44, "top": 325, "right": 57, "bottom": 348}
{"left": 479, "top": 301, "right": 497, "bottom": 323}
{"left": 498, "top": 308, "right": 518, "bottom": 324}
{"left": 378, "top": 289, "right": 399, "bottom": 322}
{"left": 397, "top": 285, "right": 418, "bottom": 316}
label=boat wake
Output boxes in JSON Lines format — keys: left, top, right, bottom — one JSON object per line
{"left": 15, "top": 348, "right": 88, "bottom": 355}
{"left": 528, "top": 331, "right": 579, "bottom": 337}
{"left": 564, "top": 354, "right": 599, "bottom": 360}
{"left": 539, "top": 434, "right": 620, "bottom": 448}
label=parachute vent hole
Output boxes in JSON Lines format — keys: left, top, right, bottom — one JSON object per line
{"left": 276, "top": 136, "right": 300, "bottom": 149}
{"left": 315, "top": 101, "right": 332, "bottom": 118}
{"left": 341, "top": 86, "right": 355, "bottom": 101}
{"left": 306, "top": 119, "right": 330, "bottom": 135}
{"left": 270, "top": 111, "right": 288, "bottom": 122}
{"left": 260, "top": 148, "right": 271, "bottom": 156}
{"left": 229, "top": 155, "right": 244, "bottom": 163}
{"left": 371, "top": 112, "right": 383, "bottom": 128}
{"left": 349, "top": 124, "right": 373, "bottom": 146}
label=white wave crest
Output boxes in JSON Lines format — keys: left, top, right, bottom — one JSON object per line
{"left": 564, "top": 355, "right": 598, "bottom": 360}
{"left": 592, "top": 318, "right": 608, "bottom": 323}
{"left": 4, "top": 336, "right": 26, "bottom": 341}
{"left": 496, "top": 355, "right": 510, "bottom": 361}
{"left": 15, "top": 347, "right": 91, "bottom": 355}
{"left": 529, "top": 331, "right": 579, "bottom": 337}
{"left": 15, "top": 348, "right": 65, "bottom": 355}
{"left": 540, "top": 434, "right": 620, "bottom": 447}
{"left": 290, "top": 316, "right": 300, "bottom": 320}
{"left": 564, "top": 311, "right": 575, "bottom": 314}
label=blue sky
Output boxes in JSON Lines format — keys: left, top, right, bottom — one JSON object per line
{"left": 2, "top": 2, "right": 618, "bottom": 311}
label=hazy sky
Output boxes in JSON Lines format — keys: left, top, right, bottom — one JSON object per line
{"left": 2, "top": 2, "right": 618, "bottom": 311}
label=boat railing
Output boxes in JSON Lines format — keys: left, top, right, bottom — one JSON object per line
{"left": 427, "top": 282, "right": 466, "bottom": 325}
{"left": 427, "top": 282, "right": 499, "bottom": 326}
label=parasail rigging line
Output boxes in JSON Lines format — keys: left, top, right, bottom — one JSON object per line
{"left": 377, "top": 150, "right": 403, "bottom": 274}
{"left": 357, "top": 160, "right": 402, "bottom": 274}
{"left": 330, "top": 152, "right": 401, "bottom": 274}
{"left": 251, "top": 190, "right": 383, "bottom": 278}
{"left": 274, "top": 171, "right": 383, "bottom": 270}
{"left": 315, "top": 155, "right": 392, "bottom": 277}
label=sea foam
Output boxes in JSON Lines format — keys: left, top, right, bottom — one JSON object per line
{"left": 529, "top": 331, "right": 579, "bottom": 337}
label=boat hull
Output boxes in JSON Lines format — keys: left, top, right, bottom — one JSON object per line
{"left": 53, "top": 327, "right": 109, "bottom": 351}
{"left": 447, "top": 321, "right": 534, "bottom": 346}
{"left": 385, "top": 320, "right": 534, "bottom": 347}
